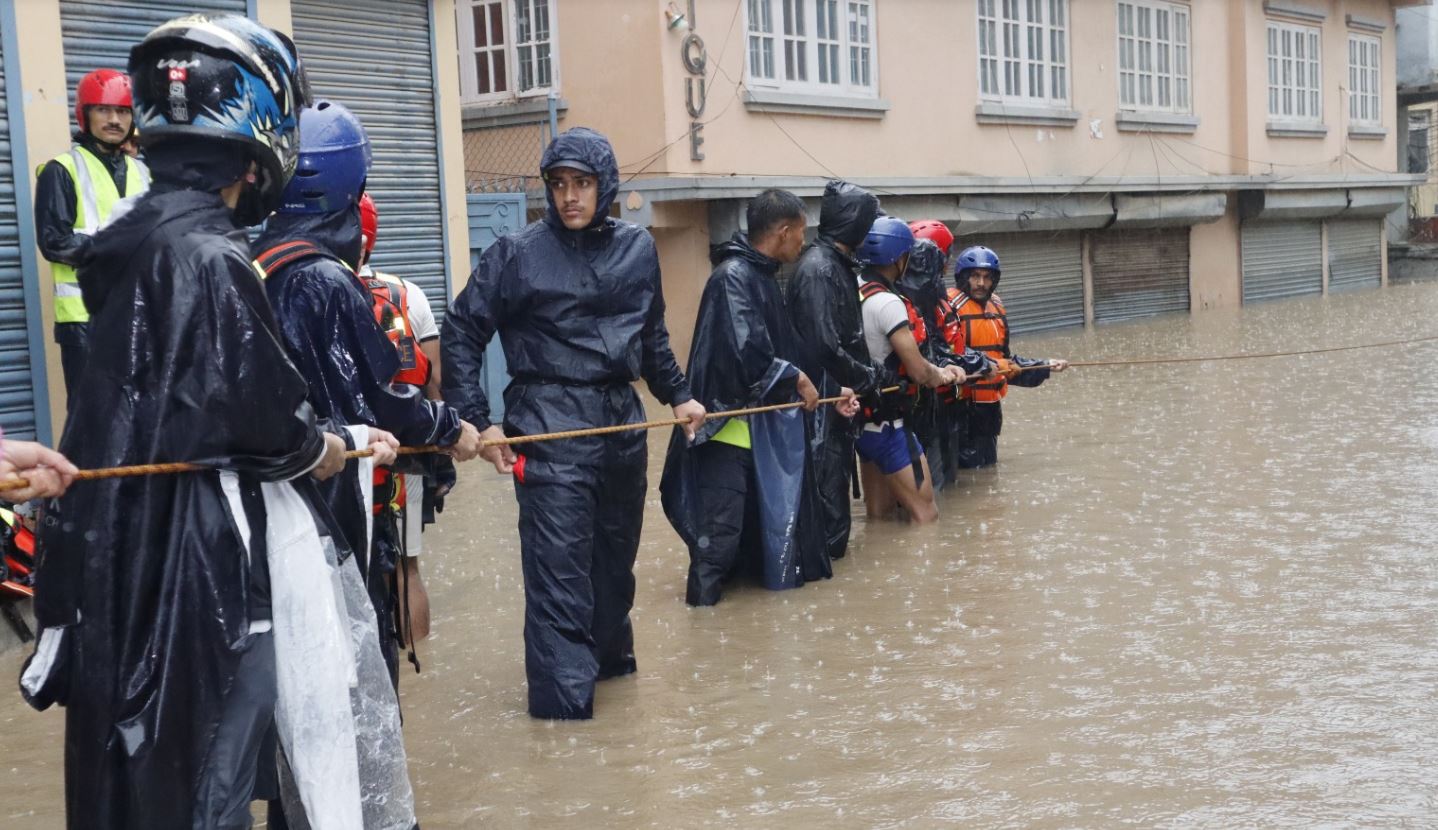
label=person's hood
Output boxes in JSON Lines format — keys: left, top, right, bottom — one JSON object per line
{"left": 259, "top": 201, "right": 365, "bottom": 271}
{"left": 709, "top": 232, "right": 781, "bottom": 274}
{"left": 817, "top": 180, "right": 879, "bottom": 249}
{"left": 899, "top": 238, "right": 947, "bottom": 298}
{"left": 540, "top": 127, "right": 619, "bottom": 233}
{"left": 80, "top": 188, "right": 232, "bottom": 316}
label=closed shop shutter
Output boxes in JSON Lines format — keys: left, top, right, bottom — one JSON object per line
{"left": 291, "top": 0, "right": 449, "bottom": 321}
{"left": 1326, "top": 218, "right": 1381, "bottom": 293}
{"left": 1090, "top": 228, "right": 1190, "bottom": 323}
{"left": 1241, "top": 221, "right": 1322, "bottom": 303}
{"left": 962, "top": 232, "right": 1083, "bottom": 334}
{"left": 0, "top": 33, "right": 40, "bottom": 438}
{"left": 60, "top": 1, "right": 248, "bottom": 95}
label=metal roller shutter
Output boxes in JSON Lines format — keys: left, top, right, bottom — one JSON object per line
{"left": 962, "top": 232, "right": 1084, "bottom": 334}
{"left": 1090, "top": 228, "right": 1191, "bottom": 323}
{"left": 1326, "top": 219, "right": 1381, "bottom": 293}
{"left": 1241, "top": 221, "right": 1322, "bottom": 303}
{"left": 0, "top": 31, "right": 40, "bottom": 438}
{"left": 60, "top": 1, "right": 249, "bottom": 96}
{"left": 291, "top": 0, "right": 448, "bottom": 320}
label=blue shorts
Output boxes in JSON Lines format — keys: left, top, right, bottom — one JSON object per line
{"left": 855, "top": 422, "right": 922, "bottom": 475}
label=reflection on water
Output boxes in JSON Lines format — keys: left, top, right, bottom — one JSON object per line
{"left": 6, "top": 283, "right": 1438, "bottom": 828}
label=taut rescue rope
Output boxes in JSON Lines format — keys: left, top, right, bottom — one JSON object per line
{"left": 0, "top": 388, "right": 892, "bottom": 492}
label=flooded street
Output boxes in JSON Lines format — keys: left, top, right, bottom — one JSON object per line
{"left": 7, "top": 281, "right": 1438, "bottom": 828}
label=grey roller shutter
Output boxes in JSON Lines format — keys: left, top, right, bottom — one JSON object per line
{"left": 964, "top": 232, "right": 1083, "bottom": 334}
{"left": 1090, "top": 228, "right": 1190, "bottom": 323}
{"left": 0, "top": 31, "right": 39, "bottom": 438}
{"left": 60, "top": 0, "right": 248, "bottom": 96}
{"left": 291, "top": 0, "right": 448, "bottom": 321}
{"left": 1241, "top": 221, "right": 1322, "bottom": 303}
{"left": 1326, "top": 219, "right": 1381, "bottom": 293}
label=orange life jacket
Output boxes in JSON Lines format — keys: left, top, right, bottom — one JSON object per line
{"left": 361, "top": 271, "right": 431, "bottom": 389}
{"left": 859, "top": 277, "right": 927, "bottom": 423}
{"left": 949, "top": 288, "right": 1010, "bottom": 404}
{"left": 359, "top": 271, "right": 431, "bottom": 518}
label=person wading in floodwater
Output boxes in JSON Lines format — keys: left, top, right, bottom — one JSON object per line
{"left": 948, "top": 245, "right": 1069, "bottom": 469}
{"left": 853, "top": 216, "right": 968, "bottom": 524}
{"left": 443, "top": 127, "right": 704, "bottom": 720}
{"left": 661, "top": 188, "right": 859, "bottom": 607}
{"left": 784, "top": 180, "right": 886, "bottom": 560}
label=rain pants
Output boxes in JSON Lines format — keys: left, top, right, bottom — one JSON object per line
{"left": 660, "top": 234, "right": 828, "bottom": 606}
{"left": 257, "top": 209, "right": 462, "bottom": 687}
{"left": 897, "top": 240, "right": 992, "bottom": 489}
{"left": 443, "top": 127, "right": 692, "bottom": 720}
{"left": 783, "top": 181, "right": 885, "bottom": 560}
{"left": 17, "top": 147, "right": 386, "bottom": 827}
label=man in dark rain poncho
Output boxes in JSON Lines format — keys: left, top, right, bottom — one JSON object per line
{"left": 661, "top": 189, "right": 859, "bottom": 606}
{"left": 444, "top": 127, "right": 705, "bottom": 720}
{"left": 896, "top": 237, "right": 992, "bottom": 491}
{"left": 783, "top": 181, "right": 886, "bottom": 561}
{"left": 254, "top": 100, "right": 481, "bottom": 689}
{"left": 18, "top": 17, "right": 401, "bottom": 828}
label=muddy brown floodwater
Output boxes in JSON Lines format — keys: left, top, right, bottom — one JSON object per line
{"left": 6, "top": 281, "right": 1438, "bottom": 828}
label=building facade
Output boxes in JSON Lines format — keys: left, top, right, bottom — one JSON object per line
{"left": 460, "top": 0, "right": 1425, "bottom": 364}
{"left": 0, "top": 0, "right": 473, "bottom": 442}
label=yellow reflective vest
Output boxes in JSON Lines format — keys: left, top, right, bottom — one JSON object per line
{"left": 39, "top": 146, "right": 150, "bottom": 323}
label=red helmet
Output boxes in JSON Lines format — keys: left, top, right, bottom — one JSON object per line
{"left": 908, "top": 220, "right": 954, "bottom": 255}
{"left": 360, "top": 192, "right": 378, "bottom": 259}
{"left": 75, "top": 69, "right": 132, "bottom": 132}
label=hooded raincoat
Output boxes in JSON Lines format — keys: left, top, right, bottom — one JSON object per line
{"left": 660, "top": 234, "right": 828, "bottom": 605}
{"left": 23, "top": 161, "right": 330, "bottom": 827}
{"left": 783, "top": 181, "right": 885, "bottom": 560}
{"left": 255, "top": 208, "right": 462, "bottom": 685}
{"left": 443, "top": 127, "right": 692, "bottom": 719}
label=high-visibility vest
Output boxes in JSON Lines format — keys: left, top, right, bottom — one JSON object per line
{"left": 40, "top": 146, "right": 150, "bottom": 323}
{"left": 949, "top": 288, "right": 1010, "bottom": 404}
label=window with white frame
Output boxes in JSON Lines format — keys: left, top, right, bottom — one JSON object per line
{"left": 1117, "top": 1, "right": 1190, "bottom": 113}
{"left": 1348, "top": 34, "right": 1380, "bottom": 126}
{"left": 456, "top": 0, "right": 557, "bottom": 105}
{"left": 1266, "top": 20, "right": 1321, "bottom": 123}
{"left": 977, "top": 0, "right": 1070, "bottom": 107}
{"left": 745, "top": 0, "right": 877, "bottom": 97}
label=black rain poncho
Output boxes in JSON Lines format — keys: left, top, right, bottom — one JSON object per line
{"left": 22, "top": 178, "right": 328, "bottom": 826}
{"left": 660, "top": 234, "right": 829, "bottom": 597}
{"left": 783, "top": 181, "right": 886, "bottom": 560}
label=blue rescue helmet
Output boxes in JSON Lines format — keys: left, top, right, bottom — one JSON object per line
{"left": 955, "top": 245, "right": 1002, "bottom": 286}
{"left": 279, "top": 100, "right": 372, "bottom": 214}
{"left": 857, "top": 215, "right": 915, "bottom": 267}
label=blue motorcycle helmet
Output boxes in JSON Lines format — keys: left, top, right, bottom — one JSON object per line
{"left": 129, "top": 14, "right": 310, "bottom": 216}
{"left": 857, "top": 215, "right": 915, "bottom": 267}
{"left": 955, "top": 245, "right": 1002, "bottom": 286}
{"left": 279, "top": 100, "right": 372, "bottom": 214}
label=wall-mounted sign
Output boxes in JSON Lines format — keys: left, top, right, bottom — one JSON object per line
{"left": 681, "top": 0, "right": 706, "bottom": 161}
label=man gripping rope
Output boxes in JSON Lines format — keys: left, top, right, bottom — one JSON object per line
{"left": 444, "top": 127, "right": 703, "bottom": 720}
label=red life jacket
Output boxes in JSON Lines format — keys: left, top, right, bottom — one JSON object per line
{"left": 948, "top": 287, "right": 1010, "bottom": 403}
{"left": 859, "top": 277, "right": 927, "bottom": 423}
{"left": 0, "top": 507, "right": 35, "bottom": 599}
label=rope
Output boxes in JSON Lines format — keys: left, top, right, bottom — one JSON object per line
{"left": 0, "top": 388, "right": 893, "bottom": 492}
{"left": 1013, "top": 333, "right": 1438, "bottom": 372}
